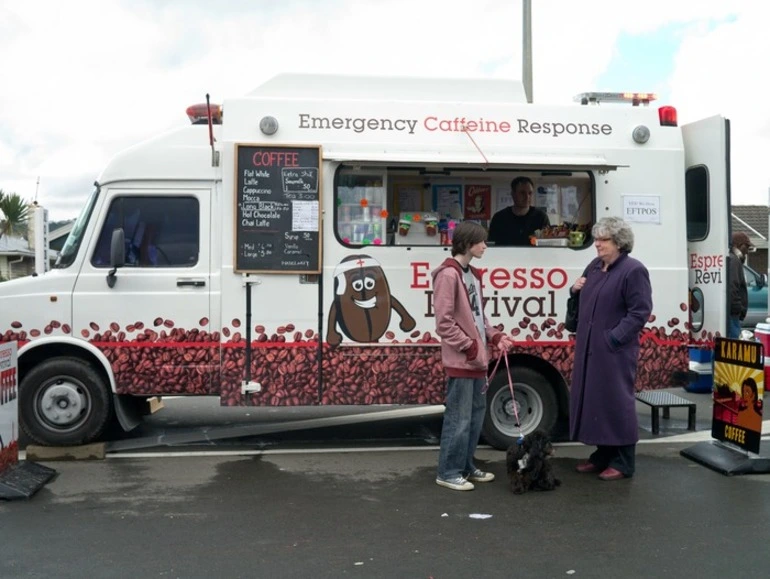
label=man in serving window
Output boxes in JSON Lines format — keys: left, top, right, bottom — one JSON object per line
{"left": 488, "top": 176, "right": 550, "bottom": 246}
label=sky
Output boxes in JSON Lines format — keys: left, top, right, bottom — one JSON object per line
{"left": 0, "top": 0, "right": 768, "bottom": 221}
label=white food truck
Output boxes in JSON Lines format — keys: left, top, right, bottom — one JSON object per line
{"left": 0, "top": 74, "right": 730, "bottom": 448}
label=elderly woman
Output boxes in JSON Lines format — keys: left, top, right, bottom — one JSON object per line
{"left": 569, "top": 217, "right": 652, "bottom": 481}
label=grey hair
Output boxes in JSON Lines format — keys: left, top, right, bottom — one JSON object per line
{"left": 592, "top": 217, "right": 634, "bottom": 253}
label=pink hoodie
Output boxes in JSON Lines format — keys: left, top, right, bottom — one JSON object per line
{"left": 431, "top": 258, "right": 503, "bottom": 378}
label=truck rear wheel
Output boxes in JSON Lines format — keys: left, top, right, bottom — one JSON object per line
{"left": 19, "top": 357, "right": 112, "bottom": 446}
{"left": 482, "top": 366, "right": 557, "bottom": 450}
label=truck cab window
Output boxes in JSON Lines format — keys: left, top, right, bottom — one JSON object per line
{"left": 91, "top": 196, "right": 200, "bottom": 268}
{"left": 55, "top": 185, "right": 100, "bottom": 269}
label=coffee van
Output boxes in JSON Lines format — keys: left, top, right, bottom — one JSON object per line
{"left": 0, "top": 75, "right": 730, "bottom": 447}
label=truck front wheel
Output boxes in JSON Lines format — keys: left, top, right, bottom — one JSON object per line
{"left": 19, "top": 357, "right": 112, "bottom": 446}
{"left": 482, "top": 366, "right": 557, "bottom": 450}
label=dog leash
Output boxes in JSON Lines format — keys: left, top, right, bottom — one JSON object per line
{"left": 486, "top": 353, "right": 525, "bottom": 445}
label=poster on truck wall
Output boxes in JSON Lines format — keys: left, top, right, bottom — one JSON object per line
{"left": 0, "top": 341, "right": 19, "bottom": 476}
{"left": 433, "top": 184, "right": 462, "bottom": 219}
{"left": 463, "top": 185, "right": 491, "bottom": 219}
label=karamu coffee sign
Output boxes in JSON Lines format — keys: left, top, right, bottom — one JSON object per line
{"left": 712, "top": 337, "right": 764, "bottom": 454}
{"left": 0, "top": 341, "right": 19, "bottom": 475}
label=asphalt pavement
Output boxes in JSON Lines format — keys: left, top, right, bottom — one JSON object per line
{"left": 2, "top": 387, "right": 770, "bottom": 579}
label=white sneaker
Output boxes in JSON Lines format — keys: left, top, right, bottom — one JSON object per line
{"left": 436, "top": 476, "right": 475, "bottom": 491}
{"left": 468, "top": 469, "right": 495, "bottom": 483}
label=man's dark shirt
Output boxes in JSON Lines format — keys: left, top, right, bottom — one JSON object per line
{"left": 488, "top": 207, "right": 550, "bottom": 246}
{"left": 727, "top": 251, "right": 748, "bottom": 319}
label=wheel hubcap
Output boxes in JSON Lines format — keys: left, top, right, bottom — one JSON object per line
{"left": 491, "top": 384, "right": 544, "bottom": 437}
{"left": 39, "top": 382, "right": 88, "bottom": 427}
{"left": 504, "top": 396, "right": 521, "bottom": 418}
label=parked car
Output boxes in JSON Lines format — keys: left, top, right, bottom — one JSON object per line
{"left": 743, "top": 264, "right": 768, "bottom": 328}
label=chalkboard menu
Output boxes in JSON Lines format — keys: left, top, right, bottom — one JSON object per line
{"left": 234, "top": 144, "right": 322, "bottom": 273}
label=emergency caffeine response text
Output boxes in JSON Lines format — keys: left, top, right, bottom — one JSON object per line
{"left": 298, "top": 114, "right": 613, "bottom": 137}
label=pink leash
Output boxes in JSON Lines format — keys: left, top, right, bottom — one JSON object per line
{"left": 485, "top": 353, "right": 525, "bottom": 444}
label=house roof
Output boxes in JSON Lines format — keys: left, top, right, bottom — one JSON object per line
{"left": 732, "top": 205, "right": 769, "bottom": 249}
{"left": 50, "top": 222, "right": 74, "bottom": 241}
{"left": 0, "top": 235, "right": 58, "bottom": 259}
{"left": 0, "top": 235, "right": 34, "bottom": 256}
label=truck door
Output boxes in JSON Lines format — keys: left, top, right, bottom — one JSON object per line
{"left": 72, "top": 188, "right": 214, "bottom": 394}
{"left": 683, "top": 116, "right": 731, "bottom": 341}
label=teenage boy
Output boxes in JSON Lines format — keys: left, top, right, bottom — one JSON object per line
{"left": 431, "top": 221, "right": 513, "bottom": 491}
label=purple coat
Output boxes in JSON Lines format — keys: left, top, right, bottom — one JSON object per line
{"left": 569, "top": 253, "right": 652, "bottom": 445}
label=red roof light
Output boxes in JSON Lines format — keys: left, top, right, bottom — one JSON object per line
{"left": 658, "top": 106, "right": 677, "bottom": 127}
{"left": 186, "top": 103, "right": 222, "bottom": 125}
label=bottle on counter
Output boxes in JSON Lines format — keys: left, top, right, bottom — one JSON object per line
{"left": 438, "top": 219, "right": 449, "bottom": 245}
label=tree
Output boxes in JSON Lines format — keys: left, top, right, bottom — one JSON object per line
{"left": 0, "top": 190, "right": 30, "bottom": 238}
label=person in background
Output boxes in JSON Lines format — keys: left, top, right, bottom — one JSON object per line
{"left": 488, "top": 176, "right": 550, "bottom": 246}
{"left": 727, "top": 231, "right": 752, "bottom": 339}
{"left": 431, "top": 221, "right": 513, "bottom": 491}
{"left": 569, "top": 217, "right": 652, "bottom": 482}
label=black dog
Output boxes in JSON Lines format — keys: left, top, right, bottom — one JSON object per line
{"left": 506, "top": 431, "right": 561, "bottom": 494}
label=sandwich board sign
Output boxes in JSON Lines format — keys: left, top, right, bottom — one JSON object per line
{"left": 0, "top": 341, "right": 19, "bottom": 477}
{"left": 681, "top": 337, "right": 770, "bottom": 475}
{"left": 0, "top": 341, "right": 56, "bottom": 499}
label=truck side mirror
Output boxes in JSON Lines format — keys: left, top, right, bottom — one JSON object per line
{"left": 107, "top": 228, "right": 125, "bottom": 288}
{"left": 762, "top": 274, "right": 768, "bottom": 288}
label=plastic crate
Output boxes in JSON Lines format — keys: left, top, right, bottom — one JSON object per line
{"left": 689, "top": 347, "right": 713, "bottom": 364}
{"left": 686, "top": 371, "right": 713, "bottom": 394}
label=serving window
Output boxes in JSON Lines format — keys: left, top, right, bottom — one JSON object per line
{"left": 334, "top": 165, "right": 595, "bottom": 248}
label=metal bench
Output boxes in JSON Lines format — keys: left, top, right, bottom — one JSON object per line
{"left": 635, "top": 391, "right": 696, "bottom": 435}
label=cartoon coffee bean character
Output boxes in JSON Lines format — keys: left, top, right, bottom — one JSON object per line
{"left": 326, "top": 254, "right": 416, "bottom": 346}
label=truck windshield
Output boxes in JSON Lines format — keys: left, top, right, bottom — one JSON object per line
{"left": 54, "top": 184, "right": 100, "bottom": 269}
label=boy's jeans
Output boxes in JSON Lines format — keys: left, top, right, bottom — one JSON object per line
{"left": 728, "top": 316, "right": 742, "bottom": 340}
{"left": 437, "top": 377, "right": 487, "bottom": 480}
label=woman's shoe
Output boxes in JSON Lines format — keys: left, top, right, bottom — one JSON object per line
{"left": 598, "top": 467, "right": 626, "bottom": 481}
{"left": 575, "top": 461, "right": 600, "bottom": 473}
